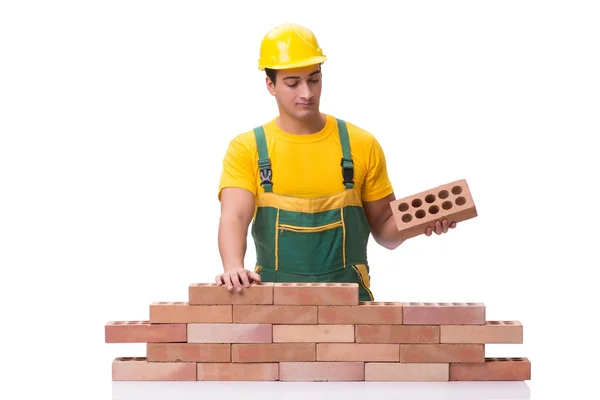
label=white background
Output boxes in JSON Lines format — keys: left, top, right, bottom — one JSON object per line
{"left": 1, "top": 1, "right": 599, "bottom": 399}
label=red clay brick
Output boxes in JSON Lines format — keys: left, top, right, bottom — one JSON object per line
{"left": 450, "top": 357, "right": 531, "bottom": 381}
{"left": 316, "top": 343, "right": 399, "bottom": 362}
{"left": 146, "top": 343, "right": 230, "bottom": 362}
{"left": 402, "top": 302, "right": 485, "bottom": 325}
{"left": 188, "top": 282, "right": 274, "bottom": 305}
{"left": 279, "top": 362, "right": 364, "bottom": 381}
{"left": 355, "top": 325, "right": 439, "bottom": 343}
{"left": 187, "top": 323, "right": 272, "bottom": 343}
{"left": 197, "top": 363, "right": 279, "bottom": 381}
{"left": 273, "top": 283, "right": 358, "bottom": 305}
{"left": 400, "top": 344, "right": 484, "bottom": 363}
{"left": 441, "top": 321, "right": 523, "bottom": 343}
{"left": 105, "top": 321, "right": 186, "bottom": 343}
{"left": 318, "top": 301, "right": 403, "bottom": 324}
{"left": 365, "top": 362, "right": 449, "bottom": 381}
{"left": 233, "top": 305, "right": 317, "bottom": 324}
{"left": 232, "top": 343, "right": 316, "bottom": 362}
{"left": 149, "top": 302, "right": 232, "bottom": 323}
{"left": 112, "top": 357, "right": 196, "bottom": 381}
{"left": 390, "top": 179, "right": 477, "bottom": 240}
{"left": 273, "top": 324, "right": 354, "bottom": 342}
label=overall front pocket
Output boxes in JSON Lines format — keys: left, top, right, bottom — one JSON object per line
{"left": 276, "top": 220, "right": 345, "bottom": 274}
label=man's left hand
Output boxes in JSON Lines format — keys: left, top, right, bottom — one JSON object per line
{"left": 425, "top": 219, "right": 457, "bottom": 236}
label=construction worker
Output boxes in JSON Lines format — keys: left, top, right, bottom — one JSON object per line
{"left": 215, "top": 23, "right": 456, "bottom": 300}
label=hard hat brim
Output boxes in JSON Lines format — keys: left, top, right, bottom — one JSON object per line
{"left": 258, "top": 55, "right": 327, "bottom": 71}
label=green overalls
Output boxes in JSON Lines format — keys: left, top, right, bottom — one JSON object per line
{"left": 250, "top": 118, "right": 374, "bottom": 301}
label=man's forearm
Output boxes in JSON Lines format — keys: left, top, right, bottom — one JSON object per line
{"left": 218, "top": 216, "right": 249, "bottom": 271}
{"left": 374, "top": 214, "right": 405, "bottom": 250}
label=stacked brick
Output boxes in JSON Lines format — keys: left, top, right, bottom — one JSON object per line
{"left": 105, "top": 282, "right": 531, "bottom": 382}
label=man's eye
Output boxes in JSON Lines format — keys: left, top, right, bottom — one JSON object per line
{"left": 286, "top": 82, "right": 299, "bottom": 88}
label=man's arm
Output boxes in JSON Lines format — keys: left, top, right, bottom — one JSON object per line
{"left": 217, "top": 187, "right": 260, "bottom": 290}
{"left": 364, "top": 193, "right": 457, "bottom": 250}
{"left": 363, "top": 193, "right": 405, "bottom": 250}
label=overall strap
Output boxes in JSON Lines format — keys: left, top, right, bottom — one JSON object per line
{"left": 253, "top": 126, "right": 273, "bottom": 193}
{"left": 336, "top": 118, "right": 354, "bottom": 189}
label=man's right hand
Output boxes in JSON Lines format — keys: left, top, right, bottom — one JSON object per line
{"left": 215, "top": 267, "right": 262, "bottom": 292}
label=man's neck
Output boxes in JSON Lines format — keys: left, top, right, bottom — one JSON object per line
{"left": 276, "top": 113, "right": 326, "bottom": 135}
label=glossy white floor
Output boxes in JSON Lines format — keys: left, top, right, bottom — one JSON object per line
{"left": 112, "top": 381, "right": 531, "bottom": 400}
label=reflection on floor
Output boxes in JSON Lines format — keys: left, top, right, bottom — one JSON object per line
{"left": 113, "top": 380, "right": 531, "bottom": 400}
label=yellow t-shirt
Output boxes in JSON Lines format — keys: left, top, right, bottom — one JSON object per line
{"left": 218, "top": 114, "right": 394, "bottom": 203}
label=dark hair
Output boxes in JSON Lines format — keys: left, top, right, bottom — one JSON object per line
{"left": 265, "top": 68, "right": 277, "bottom": 86}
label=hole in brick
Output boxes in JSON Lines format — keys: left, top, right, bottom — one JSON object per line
{"left": 438, "top": 189, "right": 449, "bottom": 199}
{"left": 510, "top": 357, "right": 524, "bottom": 361}
{"left": 504, "top": 321, "right": 518, "bottom": 325}
{"left": 428, "top": 205, "right": 439, "bottom": 214}
{"left": 279, "top": 283, "right": 294, "bottom": 286}
{"left": 411, "top": 198, "right": 422, "bottom": 207}
{"left": 423, "top": 302, "right": 435, "bottom": 306}
{"left": 113, "top": 321, "right": 125, "bottom": 325}
{"left": 497, "top": 358, "right": 510, "bottom": 361}
{"left": 337, "top": 283, "right": 355, "bottom": 287}
{"left": 488, "top": 321, "right": 502, "bottom": 325}
{"left": 442, "top": 201, "right": 453, "bottom": 210}
{"left": 126, "top": 321, "right": 139, "bottom": 324}
{"left": 398, "top": 202, "right": 409, "bottom": 212}
{"left": 455, "top": 196, "right": 466, "bottom": 206}
{"left": 415, "top": 210, "right": 426, "bottom": 219}
{"left": 439, "top": 302, "right": 452, "bottom": 306}
{"left": 452, "top": 302, "right": 468, "bottom": 306}
{"left": 425, "top": 194, "right": 436, "bottom": 203}
{"left": 452, "top": 185, "right": 463, "bottom": 195}
{"left": 401, "top": 214, "right": 412, "bottom": 223}
{"left": 120, "top": 357, "right": 134, "bottom": 361}
{"left": 466, "top": 302, "right": 479, "bottom": 306}
{"left": 408, "top": 302, "right": 423, "bottom": 306}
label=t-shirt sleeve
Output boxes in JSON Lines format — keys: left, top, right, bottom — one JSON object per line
{"left": 361, "top": 136, "right": 394, "bottom": 202}
{"left": 218, "top": 136, "right": 257, "bottom": 201}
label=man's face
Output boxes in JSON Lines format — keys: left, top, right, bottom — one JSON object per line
{"left": 267, "top": 64, "right": 322, "bottom": 120}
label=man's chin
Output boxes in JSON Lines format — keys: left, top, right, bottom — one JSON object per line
{"left": 293, "top": 109, "right": 318, "bottom": 119}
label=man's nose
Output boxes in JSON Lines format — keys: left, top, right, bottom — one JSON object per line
{"left": 299, "top": 82, "right": 313, "bottom": 99}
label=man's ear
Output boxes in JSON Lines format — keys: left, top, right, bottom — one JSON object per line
{"left": 266, "top": 77, "right": 276, "bottom": 96}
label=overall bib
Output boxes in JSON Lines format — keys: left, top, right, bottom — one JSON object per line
{"left": 250, "top": 118, "right": 374, "bottom": 301}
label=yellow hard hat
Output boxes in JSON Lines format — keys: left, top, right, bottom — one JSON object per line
{"left": 258, "top": 23, "right": 327, "bottom": 70}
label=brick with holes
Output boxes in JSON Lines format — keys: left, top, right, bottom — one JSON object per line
{"left": 188, "top": 282, "right": 274, "bottom": 305}
{"left": 450, "top": 357, "right": 531, "bottom": 380}
{"left": 273, "top": 282, "right": 359, "bottom": 305}
{"left": 105, "top": 321, "right": 186, "bottom": 343}
{"left": 233, "top": 304, "right": 317, "bottom": 324}
{"left": 318, "top": 301, "right": 403, "bottom": 324}
{"left": 188, "top": 323, "right": 272, "bottom": 343}
{"left": 197, "top": 363, "right": 279, "bottom": 381}
{"left": 112, "top": 357, "right": 196, "bottom": 381}
{"left": 390, "top": 179, "right": 477, "bottom": 239}
{"left": 149, "top": 302, "right": 232, "bottom": 323}
{"left": 441, "top": 321, "right": 523, "bottom": 343}
{"left": 402, "top": 302, "right": 485, "bottom": 325}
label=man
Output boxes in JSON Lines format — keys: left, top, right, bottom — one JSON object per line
{"left": 215, "top": 23, "right": 456, "bottom": 300}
